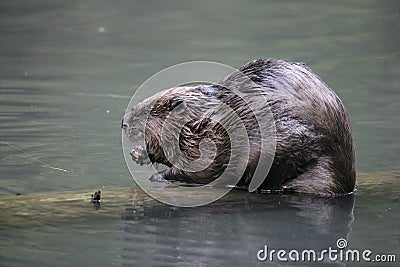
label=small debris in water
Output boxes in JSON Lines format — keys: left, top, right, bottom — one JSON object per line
{"left": 98, "top": 26, "right": 106, "bottom": 33}
{"left": 91, "top": 190, "right": 101, "bottom": 203}
{"left": 130, "top": 199, "right": 144, "bottom": 206}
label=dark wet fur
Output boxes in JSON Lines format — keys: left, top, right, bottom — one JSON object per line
{"left": 235, "top": 59, "right": 356, "bottom": 196}
{"left": 122, "top": 59, "right": 356, "bottom": 197}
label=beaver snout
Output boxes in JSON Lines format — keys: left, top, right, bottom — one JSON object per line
{"left": 121, "top": 121, "right": 128, "bottom": 129}
{"left": 130, "top": 145, "right": 151, "bottom": 166}
{"left": 121, "top": 115, "right": 129, "bottom": 129}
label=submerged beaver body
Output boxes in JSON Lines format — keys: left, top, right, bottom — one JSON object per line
{"left": 122, "top": 59, "right": 356, "bottom": 196}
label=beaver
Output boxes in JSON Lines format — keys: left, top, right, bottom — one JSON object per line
{"left": 122, "top": 59, "right": 356, "bottom": 196}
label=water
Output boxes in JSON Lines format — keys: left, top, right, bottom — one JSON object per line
{"left": 0, "top": 0, "right": 399, "bottom": 266}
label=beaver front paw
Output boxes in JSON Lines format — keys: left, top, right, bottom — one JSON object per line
{"left": 130, "top": 145, "right": 151, "bottom": 166}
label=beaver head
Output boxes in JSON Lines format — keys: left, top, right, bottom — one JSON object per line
{"left": 122, "top": 85, "right": 234, "bottom": 177}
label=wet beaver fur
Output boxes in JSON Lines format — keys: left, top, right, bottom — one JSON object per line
{"left": 122, "top": 59, "right": 356, "bottom": 196}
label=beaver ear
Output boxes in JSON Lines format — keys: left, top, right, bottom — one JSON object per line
{"left": 169, "top": 98, "right": 186, "bottom": 113}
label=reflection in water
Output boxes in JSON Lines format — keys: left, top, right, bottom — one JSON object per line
{"left": 117, "top": 192, "right": 354, "bottom": 266}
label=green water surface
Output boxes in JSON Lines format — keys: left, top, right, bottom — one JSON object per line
{"left": 0, "top": 0, "right": 399, "bottom": 266}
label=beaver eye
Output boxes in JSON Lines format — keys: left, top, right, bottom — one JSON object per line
{"left": 169, "top": 98, "right": 186, "bottom": 114}
{"left": 169, "top": 98, "right": 183, "bottom": 111}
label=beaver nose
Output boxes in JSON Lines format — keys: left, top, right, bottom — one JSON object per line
{"left": 121, "top": 119, "right": 128, "bottom": 129}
